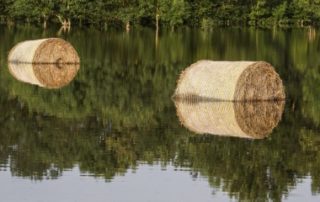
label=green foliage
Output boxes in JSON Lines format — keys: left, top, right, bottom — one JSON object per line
{"left": 158, "top": 0, "right": 191, "bottom": 27}
{"left": 1, "top": 0, "right": 320, "bottom": 28}
{"left": 273, "top": 2, "right": 288, "bottom": 21}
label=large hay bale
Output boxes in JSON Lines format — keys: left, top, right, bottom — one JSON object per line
{"left": 8, "top": 63, "right": 80, "bottom": 89}
{"left": 173, "top": 60, "right": 285, "bottom": 101}
{"left": 8, "top": 38, "right": 79, "bottom": 64}
{"left": 174, "top": 99, "right": 285, "bottom": 139}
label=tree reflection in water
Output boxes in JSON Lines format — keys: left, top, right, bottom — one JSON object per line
{"left": 0, "top": 26, "right": 320, "bottom": 201}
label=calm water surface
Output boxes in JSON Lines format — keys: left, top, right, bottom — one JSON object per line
{"left": 0, "top": 26, "right": 320, "bottom": 201}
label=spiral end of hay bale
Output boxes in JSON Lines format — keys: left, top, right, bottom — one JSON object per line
{"left": 8, "top": 38, "right": 80, "bottom": 64}
{"left": 8, "top": 63, "right": 80, "bottom": 89}
{"left": 33, "top": 63, "right": 80, "bottom": 88}
{"left": 173, "top": 60, "right": 285, "bottom": 101}
{"left": 33, "top": 38, "right": 80, "bottom": 64}
{"left": 174, "top": 99, "right": 284, "bottom": 139}
{"left": 234, "top": 62, "right": 285, "bottom": 101}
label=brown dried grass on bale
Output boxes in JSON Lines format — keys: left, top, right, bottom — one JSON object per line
{"left": 8, "top": 38, "right": 80, "bottom": 64}
{"left": 173, "top": 60, "right": 285, "bottom": 101}
{"left": 173, "top": 99, "right": 285, "bottom": 139}
{"left": 8, "top": 63, "right": 80, "bottom": 89}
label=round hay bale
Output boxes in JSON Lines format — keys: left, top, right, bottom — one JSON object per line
{"left": 8, "top": 38, "right": 79, "bottom": 64}
{"left": 8, "top": 63, "right": 80, "bottom": 89}
{"left": 174, "top": 99, "right": 285, "bottom": 139}
{"left": 173, "top": 60, "right": 285, "bottom": 101}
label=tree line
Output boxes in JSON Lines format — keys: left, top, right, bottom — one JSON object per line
{"left": 1, "top": 0, "right": 320, "bottom": 29}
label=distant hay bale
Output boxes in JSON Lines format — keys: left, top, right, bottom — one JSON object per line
{"left": 8, "top": 38, "right": 80, "bottom": 64}
{"left": 173, "top": 60, "right": 285, "bottom": 101}
{"left": 8, "top": 63, "right": 80, "bottom": 89}
{"left": 174, "top": 99, "right": 285, "bottom": 139}
{"left": 7, "top": 38, "right": 80, "bottom": 88}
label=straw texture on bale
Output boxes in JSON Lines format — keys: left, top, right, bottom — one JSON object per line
{"left": 173, "top": 60, "right": 285, "bottom": 101}
{"left": 8, "top": 63, "right": 80, "bottom": 89}
{"left": 174, "top": 99, "right": 285, "bottom": 139}
{"left": 8, "top": 38, "right": 80, "bottom": 64}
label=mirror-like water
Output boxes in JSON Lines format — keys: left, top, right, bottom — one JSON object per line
{"left": 1, "top": 26, "right": 320, "bottom": 201}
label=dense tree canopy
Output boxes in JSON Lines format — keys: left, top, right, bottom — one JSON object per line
{"left": 1, "top": 0, "right": 320, "bottom": 28}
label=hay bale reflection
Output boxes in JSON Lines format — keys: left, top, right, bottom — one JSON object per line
{"left": 174, "top": 98, "right": 285, "bottom": 139}
{"left": 8, "top": 63, "right": 79, "bottom": 89}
